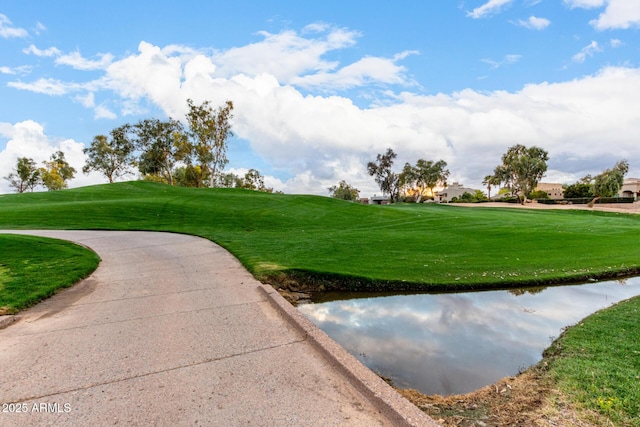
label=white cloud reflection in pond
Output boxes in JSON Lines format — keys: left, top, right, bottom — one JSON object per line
{"left": 297, "top": 278, "right": 640, "bottom": 395}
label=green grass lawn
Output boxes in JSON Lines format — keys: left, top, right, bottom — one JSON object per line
{"left": 0, "top": 234, "right": 100, "bottom": 314}
{"left": 0, "top": 181, "right": 638, "bottom": 291}
{"left": 543, "top": 296, "right": 640, "bottom": 426}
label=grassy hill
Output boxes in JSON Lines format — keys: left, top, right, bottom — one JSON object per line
{"left": 1, "top": 181, "right": 639, "bottom": 292}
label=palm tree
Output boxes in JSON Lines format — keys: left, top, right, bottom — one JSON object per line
{"left": 482, "top": 174, "right": 500, "bottom": 200}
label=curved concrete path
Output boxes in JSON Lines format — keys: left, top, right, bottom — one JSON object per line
{"left": 0, "top": 231, "right": 437, "bottom": 426}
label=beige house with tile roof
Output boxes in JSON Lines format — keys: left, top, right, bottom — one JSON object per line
{"left": 435, "top": 182, "right": 478, "bottom": 202}
{"left": 535, "top": 182, "right": 564, "bottom": 199}
{"left": 620, "top": 178, "right": 640, "bottom": 199}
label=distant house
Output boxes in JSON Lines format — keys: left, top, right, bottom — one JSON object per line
{"left": 435, "top": 182, "right": 478, "bottom": 202}
{"left": 620, "top": 178, "right": 640, "bottom": 199}
{"left": 535, "top": 182, "right": 564, "bottom": 199}
{"left": 369, "top": 195, "right": 390, "bottom": 205}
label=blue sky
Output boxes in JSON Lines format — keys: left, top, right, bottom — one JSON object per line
{"left": 1, "top": 0, "right": 639, "bottom": 194}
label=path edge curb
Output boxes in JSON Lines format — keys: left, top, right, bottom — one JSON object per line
{"left": 258, "top": 284, "right": 441, "bottom": 427}
{"left": 0, "top": 315, "right": 19, "bottom": 330}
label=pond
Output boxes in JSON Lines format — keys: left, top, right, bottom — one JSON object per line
{"left": 297, "top": 277, "right": 640, "bottom": 396}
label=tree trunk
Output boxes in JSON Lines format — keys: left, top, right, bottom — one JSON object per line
{"left": 209, "top": 166, "right": 215, "bottom": 188}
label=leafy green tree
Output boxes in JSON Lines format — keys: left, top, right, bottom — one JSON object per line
{"left": 174, "top": 165, "right": 205, "bottom": 187}
{"left": 367, "top": 148, "right": 400, "bottom": 202}
{"left": 186, "top": 99, "right": 234, "bottom": 188}
{"left": 398, "top": 162, "right": 416, "bottom": 197}
{"left": 134, "top": 118, "right": 189, "bottom": 185}
{"left": 472, "top": 189, "right": 489, "bottom": 202}
{"left": 4, "top": 157, "right": 40, "bottom": 193}
{"left": 40, "top": 151, "right": 76, "bottom": 191}
{"left": 493, "top": 144, "right": 549, "bottom": 204}
{"left": 593, "top": 160, "right": 629, "bottom": 197}
{"left": 399, "top": 159, "right": 449, "bottom": 202}
{"left": 528, "top": 189, "right": 550, "bottom": 200}
{"left": 83, "top": 124, "right": 136, "bottom": 183}
{"left": 563, "top": 182, "right": 593, "bottom": 198}
{"left": 216, "top": 172, "right": 244, "bottom": 188}
{"left": 418, "top": 159, "right": 449, "bottom": 201}
{"left": 453, "top": 190, "right": 489, "bottom": 203}
{"left": 491, "top": 165, "right": 511, "bottom": 195}
{"left": 328, "top": 180, "right": 360, "bottom": 201}
{"left": 459, "top": 192, "right": 474, "bottom": 203}
{"left": 241, "top": 169, "right": 272, "bottom": 192}
{"left": 208, "top": 169, "right": 273, "bottom": 192}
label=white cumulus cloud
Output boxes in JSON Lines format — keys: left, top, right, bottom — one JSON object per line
{"left": 572, "top": 41, "right": 602, "bottom": 63}
{"left": 515, "top": 16, "right": 551, "bottom": 30}
{"left": 565, "top": 0, "right": 640, "bottom": 30}
{"left": 610, "top": 38, "right": 623, "bottom": 48}
{"left": 56, "top": 51, "right": 115, "bottom": 71}
{"left": 0, "top": 65, "right": 31, "bottom": 75}
{"left": 212, "top": 26, "right": 360, "bottom": 83}
{"left": 482, "top": 54, "right": 522, "bottom": 69}
{"left": 4, "top": 28, "right": 640, "bottom": 196}
{"left": 0, "top": 121, "right": 103, "bottom": 193}
{"left": 7, "top": 78, "right": 90, "bottom": 95}
{"left": 572, "top": 41, "right": 602, "bottom": 62}
{"left": 591, "top": 0, "right": 640, "bottom": 30}
{"left": 94, "top": 105, "right": 117, "bottom": 120}
{"left": 467, "top": 0, "right": 514, "bottom": 19}
{"left": 290, "top": 53, "right": 416, "bottom": 90}
{"left": 23, "top": 44, "right": 61, "bottom": 57}
{"left": 564, "top": 0, "right": 605, "bottom": 8}
{"left": 0, "top": 14, "right": 28, "bottom": 38}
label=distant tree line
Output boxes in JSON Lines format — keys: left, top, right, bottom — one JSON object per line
{"left": 450, "top": 190, "right": 489, "bottom": 203}
{"left": 482, "top": 147, "right": 629, "bottom": 203}
{"left": 4, "top": 99, "right": 276, "bottom": 193}
{"left": 4, "top": 151, "right": 76, "bottom": 192}
{"left": 361, "top": 148, "right": 450, "bottom": 203}
{"left": 563, "top": 160, "right": 629, "bottom": 199}
{"left": 347, "top": 143, "right": 630, "bottom": 205}
{"left": 82, "top": 98, "right": 238, "bottom": 188}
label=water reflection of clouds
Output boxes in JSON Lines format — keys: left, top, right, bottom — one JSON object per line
{"left": 298, "top": 278, "right": 640, "bottom": 395}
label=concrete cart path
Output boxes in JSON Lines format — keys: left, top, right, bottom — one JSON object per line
{"left": 0, "top": 231, "right": 437, "bottom": 427}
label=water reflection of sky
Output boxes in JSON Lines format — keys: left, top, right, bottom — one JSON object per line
{"left": 297, "top": 278, "right": 640, "bottom": 395}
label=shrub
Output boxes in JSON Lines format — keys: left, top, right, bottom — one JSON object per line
{"left": 528, "top": 190, "right": 550, "bottom": 200}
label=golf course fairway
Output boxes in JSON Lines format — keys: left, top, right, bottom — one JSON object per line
{"left": 1, "top": 181, "right": 638, "bottom": 293}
